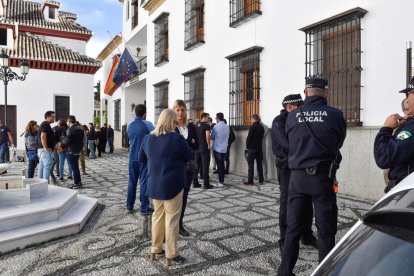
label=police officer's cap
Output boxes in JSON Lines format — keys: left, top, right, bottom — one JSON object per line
{"left": 282, "top": 94, "right": 303, "bottom": 106}
{"left": 305, "top": 75, "right": 329, "bottom": 89}
{"left": 399, "top": 76, "right": 414, "bottom": 94}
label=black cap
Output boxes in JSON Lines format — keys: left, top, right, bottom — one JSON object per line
{"left": 282, "top": 94, "right": 303, "bottom": 106}
{"left": 399, "top": 77, "right": 414, "bottom": 94}
{"left": 306, "top": 75, "right": 329, "bottom": 89}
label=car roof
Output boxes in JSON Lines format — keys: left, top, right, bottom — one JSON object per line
{"left": 363, "top": 172, "right": 414, "bottom": 221}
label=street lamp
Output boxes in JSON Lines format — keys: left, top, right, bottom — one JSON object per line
{"left": 0, "top": 49, "right": 29, "bottom": 125}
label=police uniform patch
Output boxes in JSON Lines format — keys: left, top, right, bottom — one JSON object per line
{"left": 397, "top": 130, "right": 413, "bottom": 141}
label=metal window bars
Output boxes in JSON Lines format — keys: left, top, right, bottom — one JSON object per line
{"left": 229, "top": 0, "right": 261, "bottom": 28}
{"left": 185, "top": 0, "right": 205, "bottom": 50}
{"left": 154, "top": 81, "right": 169, "bottom": 123}
{"left": 55, "top": 96, "right": 70, "bottom": 121}
{"left": 226, "top": 46, "right": 263, "bottom": 128}
{"left": 303, "top": 8, "right": 367, "bottom": 125}
{"left": 154, "top": 13, "right": 169, "bottom": 66}
{"left": 114, "top": 99, "right": 121, "bottom": 131}
{"left": 183, "top": 68, "right": 205, "bottom": 120}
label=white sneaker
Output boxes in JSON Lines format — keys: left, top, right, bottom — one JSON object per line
{"left": 216, "top": 183, "right": 224, "bottom": 188}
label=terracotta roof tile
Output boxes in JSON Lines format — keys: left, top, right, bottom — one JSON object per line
{"left": 4, "top": 0, "right": 92, "bottom": 35}
{"left": 2, "top": 32, "right": 101, "bottom": 67}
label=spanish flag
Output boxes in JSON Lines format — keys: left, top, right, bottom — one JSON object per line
{"left": 104, "top": 55, "right": 120, "bottom": 96}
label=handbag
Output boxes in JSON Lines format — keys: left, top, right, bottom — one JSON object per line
{"left": 187, "top": 159, "right": 198, "bottom": 173}
{"left": 94, "top": 138, "right": 99, "bottom": 146}
{"left": 27, "top": 150, "right": 38, "bottom": 161}
{"left": 55, "top": 142, "right": 65, "bottom": 153}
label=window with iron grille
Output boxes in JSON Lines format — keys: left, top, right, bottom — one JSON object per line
{"left": 183, "top": 68, "right": 205, "bottom": 120}
{"left": 55, "top": 96, "right": 70, "bottom": 122}
{"left": 302, "top": 8, "right": 367, "bottom": 126}
{"left": 153, "top": 13, "right": 169, "bottom": 66}
{"left": 229, "top": 0, "right": 261, "bottom": 28}
{"left": 131, "top": 0, "right": 138, "bottom": 29}
{"left": 154, "top": 81, "right": 169, "bottom": 123}
{"left": 185, "top": 0, "right": 204, "bottom": 50}
{"left": 126, "top": 0, "right": 129, "bottom": 20}
{"left": 114, "top": 100, "right": 121, "bottom": 131}
{"left": 226, "top": 46, "right": 263, "bottom": 128}
{"left": 0, "top": 29, "right": 7, "bottom": 46}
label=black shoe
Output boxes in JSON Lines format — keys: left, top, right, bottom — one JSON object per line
{"left": 59, "top": 177, "right": 64, "bottom": 181}
{"left": 126, "top": 208, "right": 133, "bottom": 213}
{"left": 244, "top": 181, "right": 254, "bottom": 186}
{"left": 67, "top": 176, "right": 73, "bottom": 180}
{"left": 70, "top": 183, "right": 82, "bottom": 189}
{"left": 179, "top": 227, "right": 190, "bottom": 237}
{"left": 224, "top": 171, "right": 229, "bottom": 175}
{"left": 301, "top": 235, "right": 319, "bottom": 249}
{"left": 0, "top": 170, "right": 7, "bottom": 175}
{"left": 279, "top": 241, "right": 284, "bottom": 255}
{"left": 172, "top": 255, "right": 186, "bottom": 264}
{"left": 83, "top": 172, "right": 88, "bottom": 175}
{"left": 192, "top": 182, "right": 202, "bottom": 188}
{"left": 212, "top": 170, "right": 218, "bottom": 174}
{"left": 204, "top": 184, "right": 214, "bottom": 189}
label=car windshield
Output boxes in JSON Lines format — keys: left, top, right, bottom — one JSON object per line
{"left": 314, "top": 223, "right": 414, "bottom": 276}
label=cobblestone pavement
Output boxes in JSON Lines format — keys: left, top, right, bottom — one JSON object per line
{"left": 0, "top": 150, "right": 375, "bottom": 276}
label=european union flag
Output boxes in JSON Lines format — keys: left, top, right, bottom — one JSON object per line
{"left": 112, "top": 48, "right": 138, "bottom": 87}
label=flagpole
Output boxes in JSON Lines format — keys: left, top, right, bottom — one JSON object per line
{"left": 106, "top": 31, "right": 124, "bottom": 60}
{"left": 108, "top": 31, "right": 139, "bottom": 63}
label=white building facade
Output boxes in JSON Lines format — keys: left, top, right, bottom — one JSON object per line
{"left": 104, "top": 0, "right": 414, "bottom": 200}
{"left": 0, "top": 0, "right": 100, "bottom": 149}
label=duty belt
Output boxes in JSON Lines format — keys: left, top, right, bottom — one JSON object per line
{"left": 300, "top": 165, "right": 330, "bottom": 176}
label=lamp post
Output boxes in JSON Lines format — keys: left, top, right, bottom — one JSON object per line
{"left": 0, "top": 49, "right": 29, "bottom": 126}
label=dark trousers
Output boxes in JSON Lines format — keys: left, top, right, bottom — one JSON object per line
{"left": 180, "top": 170, "right": 193, "bottom": 227}
{"left": 198, "top": 150, "right": 210, "bottom": 186}
{"left": 247, "top": 149, "right": 263, "bottom": 183}
{"left": 27, "top": 159, "right": 38, "bottom": 178}
{"left": 214, "top": 151, "right": 226, "bottom": 183}
{"left": 52, "top": 149, "right": 59, "bottom": 176}
{"left": 108, "top": 137, "right": 114, "bottom": 153}
{"left": 225, "top": 145, "right": 231, "bottom": 173}
{"left": 278, "top": 170, "right": 337, "bottom": 276}
{"left": 101, "top": 139, "right": 107, "bottom": 153}
{"left": 193, "top": 151, "right": 200, "bottom": 185}
{"left": 277, "top": 167, "right": 314, "bottom": 246}
{"left": 67, "top": 154, "right": 81, "bottom": 184}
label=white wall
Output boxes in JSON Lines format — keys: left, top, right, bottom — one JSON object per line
{"left": 7, "top": 68, "right": 94, "bottom": 149}
{"left": 39, "top": 35, "right": 87, "bottom": 54}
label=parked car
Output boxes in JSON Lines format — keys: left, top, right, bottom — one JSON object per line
{"left": 312, "top": 173, "right": 414, "bottom": 276}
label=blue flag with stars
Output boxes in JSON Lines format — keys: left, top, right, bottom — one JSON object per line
{"left": 113, "top": 48, "right": 138, "bottom": 87}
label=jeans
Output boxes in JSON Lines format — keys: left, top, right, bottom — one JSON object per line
{"left": 0, "top": 142, "right": 8, "bottom": 163}
{"left": 38, "top": 148, "right": 53, "bottom": 181}
{"left": 58, "top": 152, "right": 73, "bottom": 178}
{"left": 108, "top": 137, "right": 114, "bottom": 153}
{"left": 88, "top": 140, "right": 96, "bottom": 158}
{"left": 126, "top": 160, "right": 151, "bottom": 213}
{"left": 26, "top": 154, "right": 38, "bottom": 178}
{"left": 247, "top": 149, "right": 264, "bottom": 183}
{"left": 214, "top": 151, "right": 226, "bottom": 183}
{"left": 67, "top": 154, "right": 81, "bottom": 184}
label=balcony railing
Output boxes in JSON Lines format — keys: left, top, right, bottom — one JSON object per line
{"left": 131, "top": 14, "right": 138, "bottom": 29}
{"left": 137, "top": 56, "right": 147, "bottom": 75}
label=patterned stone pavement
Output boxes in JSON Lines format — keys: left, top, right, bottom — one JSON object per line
{"left": 0, "top": 150, "right": 375, "bottom": 275}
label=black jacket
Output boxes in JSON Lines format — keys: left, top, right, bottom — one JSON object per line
{"left": 228, "top": 126, "right": 236, "bottom": 145}
{"left": 87, "top": 127, "right": 95, "bottom": 140}
{"left": 175, "top": 123, "right": 199, "bottom": 151}
{"left": 61, "top": 124, "right": 85, "bottom": 154}
{"left": 374, "top": 117, "right": 414, "bottom": 183}
{"left": 286, "top": 96, "right": 346, "bottom": 169}
{"left": 246, "top": 121, "right": 265, "bottom": 151}
{"left": 107, "top": 128, "right": 114, "bottom": 139}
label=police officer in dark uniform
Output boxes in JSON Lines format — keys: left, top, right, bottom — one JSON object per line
{"left": 374, "top": 77, "right": 414, "bottom": 192}
{"left": 278, "top": 75, "right": 346, "bottom": 276}
{"left": 270, "top": 94, "right": 318, "bottom": 255}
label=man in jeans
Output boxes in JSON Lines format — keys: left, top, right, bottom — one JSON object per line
{"left": 62, "top": 115, "right": 84, "bottom": 189}
{"left": 0, "top": 120, "right": 14, "bottom": 164}
{"left": 126, "top": 104, "right": 155, "bottom": 215}
{"left": 87, "top": 123, "right": 96, "bottom": 159}
{"left": 38, "top": 111, "right": 56, "bottom": 181}
{"left": 211, "top": 113, "right": 229, "bottom": 187}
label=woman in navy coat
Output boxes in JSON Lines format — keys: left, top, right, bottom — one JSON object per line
{"left": 140, "top": 108, "right": 193, "bottom": 266}
{"left": 173, "top": 99, "right": 199, "bottom": 237}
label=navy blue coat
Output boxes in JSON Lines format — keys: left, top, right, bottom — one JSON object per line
{"left": 139, "top": 132, "right": 193, "bottom": 200}
{"left": 175, "top": 123, "right": 199, "bottom": 150}
{"left": 286, "top": 96, "right": 347, "bottom": 169}
{"left": 270, "top": 109, "right": 289, "bottom": 157}
{"left": 374, "top": 117, "right": 414, "bottom": 183}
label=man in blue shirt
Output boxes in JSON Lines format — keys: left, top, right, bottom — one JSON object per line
{"left": 211, "top": 113, "right": 229, "bottom": 187}
{"left": 126, "top": 104, "right": 155, "bottom": 215}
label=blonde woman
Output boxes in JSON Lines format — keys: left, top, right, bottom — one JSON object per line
{"left": 140, "top": 108, "right": 193, "bottom": 266}
{"left": 173, "top": 99, "right": 200, "bottom": 237}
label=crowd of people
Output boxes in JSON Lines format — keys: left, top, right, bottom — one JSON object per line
{"left": 18, "top": 111, "right": 116, "bottom": 189}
